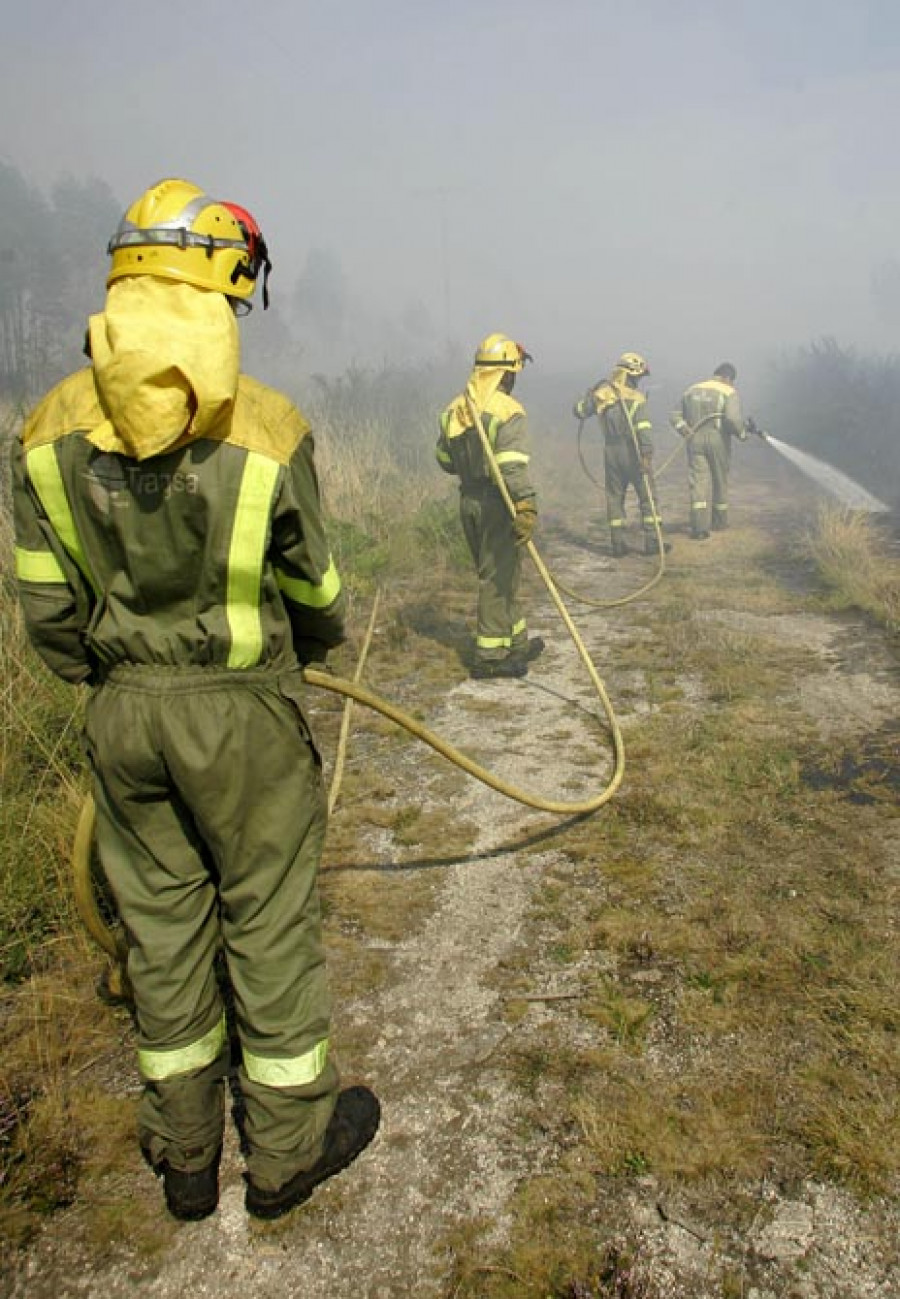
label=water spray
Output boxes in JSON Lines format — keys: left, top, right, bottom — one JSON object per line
{"left": 761, "top": 436, "right": 890, "bottom": 513}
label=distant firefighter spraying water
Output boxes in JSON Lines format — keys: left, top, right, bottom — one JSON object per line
{"left": 671, "top": 363, "right": 763, "bottom": 538}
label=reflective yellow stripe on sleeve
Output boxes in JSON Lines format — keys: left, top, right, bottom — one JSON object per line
{"left": 494, "top": 450, "right": 530, "bottom": 466}
{"left": 26, "top": 444, "right": 98, "bottom": 594}
{"left": 243, "top": 1036, "right": 330, "bottom": 1088}
{"left": 14, "top": 545, "right": 68, "bottom": 584}
{"left": 138, "top": 1015, "right": 227, "bottom": 1082}
{"left": 226, "top": 451, "right": 281, "bottom": 669}
{"left": 275, "top": 557, "right": 341, "bottom": 610}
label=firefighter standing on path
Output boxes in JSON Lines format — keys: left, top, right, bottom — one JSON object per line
{"left": 573, "top": 351, "right": 668, "bottom": 557}
{"left": 674, "top": 362, "right": 746, "bottom": 538}
{"left": 10, "top": 178, "right": 379, "bottom": 1223}
{"left": 437, "top": 332, "right": 544, "bottom": 679}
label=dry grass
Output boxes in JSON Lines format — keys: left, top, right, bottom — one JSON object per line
{"left": 804, "top": 503, "right": 900, "bottom": 631}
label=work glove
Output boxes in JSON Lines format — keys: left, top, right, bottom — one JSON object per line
{"left": 669, "top": 411, "right": 689, "bottom": 438}
{"left": 513, "top": 499, "right": 538, "bottom": 547}
{"left": 640, "top": 453, "right": 653, "bottom": 475}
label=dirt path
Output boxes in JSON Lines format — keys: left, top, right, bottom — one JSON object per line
{"left": 8, "top": 443, "right": 900, "bottom": 1299}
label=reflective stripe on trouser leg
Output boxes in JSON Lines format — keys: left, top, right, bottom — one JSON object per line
{"left": 461, "top": 492, "right": 523, "bottom": 661}
{"left": 141, "top": 1052, "right": 229, "bottom": 1173}
{"left": 138, "top": 1018, "right": 229, "bottom": 1171}
{"left": 510, "top": 616, "right": 528, "bottom": 651}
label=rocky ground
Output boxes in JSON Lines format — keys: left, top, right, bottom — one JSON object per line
{"left": 5, "top": 442, "right": 900, "bottom": 1299}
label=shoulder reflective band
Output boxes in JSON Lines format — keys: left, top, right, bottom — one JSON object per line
{"left": 227, "top": 451, "right": 282, "bottom": 669}
{"left": 243, "top": 1036, "right": 329, "bottom": 1088}
{"left": 14, "top": 545, "right": 67, "bottom": 584}
{"left": 26, "top": 444, "right": 99, "bottom": 594}
{"left": 696, "top": 380, "right": 733, "bottom": 401}
{"left": 275, "top": 556, "right": 341, "bottom": 610}
{"left": 138, "top": 1015, "right": 226, "bottom": 1082}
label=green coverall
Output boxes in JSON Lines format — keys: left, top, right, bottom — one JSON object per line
{"left": 12, "top": 368, "right": 345, "bottom": 1191}
{"left": 680, "top": 377, "right": 746, "bottom": 534}
{"left": 574, "top": 379, "right": 661, "bottom": 555}
{"left": 437, "top": 388, "right": 536, "bottom": 663}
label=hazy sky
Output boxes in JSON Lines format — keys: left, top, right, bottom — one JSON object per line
{"left": 3, "top": 0, "right": 900, "bottom": 391}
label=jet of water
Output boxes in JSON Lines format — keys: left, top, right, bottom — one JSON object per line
{"left": 764, "top": 436, "right": 890, "bottom": 513}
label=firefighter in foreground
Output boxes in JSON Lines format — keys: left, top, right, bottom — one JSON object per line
{"left": 11, "top": 178, "right": 379, "bottom": 1222}
{"left": 437, "top": 332, "right": 544, "bottom": 679}
{"left": 672, "top": 362, "right": 746, "bottom": 538}
{"left": 573, "top": 351, "right": 668, "bottom": 557}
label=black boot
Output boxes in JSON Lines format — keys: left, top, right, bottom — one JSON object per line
{"left": 509, "top": 636, "right": 545, "bottom": 666}
{"left": 610, "top": 533, "right": 628, "bottom": 557}
{"left": 245, "top": 1086, "right": 381, "bottom": 1221}
{"left": 151, "top": 1149, "right": 221, "bottom": 1222}
{"left": 471, "top": 655, "right": 528, "bottom": 679}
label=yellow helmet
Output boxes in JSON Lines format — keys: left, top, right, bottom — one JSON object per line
{"left": 473, "top": 332, "right": 533, "bottom": 372}
{"left": 107, "top": 178, "right": 270, "bottom": 304}
{"left": 616, "top": 351, "right": 650, "bottom": 378}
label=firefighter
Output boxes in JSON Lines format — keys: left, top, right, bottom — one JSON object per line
{"left": 573, "top": 351, "right": 667, "bottom": 557}
{"left": 674, "top": 362, "right": 746, "bottom": 538}
{"left": 437, "top": 332, "right": 543, "bottom": 679}
{"left": 10, "top": 178, "right": 380, "bottom": 1222}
